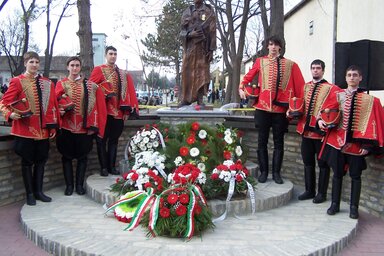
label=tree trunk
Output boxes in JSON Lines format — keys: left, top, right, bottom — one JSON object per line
{"left": 77, "top": 0, "right": 93, "bottom": 77}
{"left": 270, "top": 0, "right": 285, "bottom": 54}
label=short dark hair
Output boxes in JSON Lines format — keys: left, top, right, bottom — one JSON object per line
{"left": 105, "top": 46, "right": 117, "bottom": 54}
{"left": 23, "top": 51, "right": 39, "bottom": 63}
{"left": 66, "top": 56, "right": 82, "bottom": 66}
{"left": 311, "top": 59, "right": 325, "bottom": 70}
{"left": 346, "top": 65, "right": 362, "bottom": 76}
{"left": 267, "top": 35, "right": 283, "bottom": 48}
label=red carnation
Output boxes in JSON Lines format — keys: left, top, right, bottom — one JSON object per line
{"left": 131, "top": 172, "right": 139, "bottom": 181}
{"left": 191, "top": 122, "right": 200, "bottom": 131}
{"left": 153, "top": 124, "right": 158, "bottom": 128}
{"left": 201, "top": 139, "right": 208, "bottom": 145}
{"left": 122, "top": 172, "right": 129, "bottom": 180}
{"left": 211, "top": 173, "right": 219, "bottom": 180}
{"left": 159, "top": 207, "right": 170, "bottom": 218}
{"left": 115, "top": 178, "right": 120, "bottom": 183}
{"left": 144, "top": 182, "right": 152, "bottom": 188}
{"left": 237, "top": 130, "right": 244, "bottom": 137}
{"left": 217, "top": 132, "right": 223, "bottom": 138}
{"left": 157, "top": 184, "right": 163, "bottom": 191}
{"left": 145, "top": 124, "right": 150, "bottom": 129}
{"left": 179, "top": 193, "right": 190, "bottom": 204}
{"left": 167, "top": 194, "right": 179, "bottom": 204}
{"left": 235, "top": 175, "right": 243, "bottom": 182}
{"left": 223, "top": 150, "right": 232, "bottom": 160}
{"left": 186, "top": 136, "right": 196, "bottom": 145}
{"left": 164, "top": 128, "right": 169, "bottom": 133}
{"left": 175, "top": 204, "right": 187, "bottom": 216}
{"left": 242, "top": 168, "right": 249, "bottom": 176}
{"left": 179, "top": 147, "right": 189, "bottom": 156}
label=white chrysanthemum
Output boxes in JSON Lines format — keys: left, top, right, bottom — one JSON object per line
{"left": 143, "top": 137, "right": 150, "bottom": 144}
{"left": 224, "top": 135, "right": 233, "bottom": 144}
{"left": 151, "top": 129, "right": 157, "bottom": 135}
{"left": 147, "top": 160, "right": 155, "bottom": 167}
{"left": 141, "top": 131, "right": 146, "bottom": 137}
{"left": 197, "top": 172, "right": 206, "bottom": 184}
{"left": 198, "top": 129, "right": 207, "bottom": 139}
{"left": 167, "top": 173, "right": 174, "bottom": 183}
{"left": 235, "top": 146, "right": 243, "bottom": 156}
{"left": 190, "top": 147, "right": 200, "bottom": 157}
{"left": 212, "top": 168, "right": 219, "bottom": 174}
{"left": 147, "top": 142, "right": 153, "bottom": 149}
{"left": 152, "top": 141, "right": 159, "bottom": 148}
{"left": 224, "top": 129, "right": 232, "bottom": 136}
{"left": 174, "top": 156, "right": 183, "bottom": 166}
{"left": 197, "top": 162, "right": 206, "bottom": 172}
{"left": 149, "top": 134, "right": 156, "bottom": 139}
{"left": 223, "top": 160, "right": 235, "bottom": 167}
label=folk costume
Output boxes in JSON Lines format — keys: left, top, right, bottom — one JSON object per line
{"left": 240, "top": 55, "right": 305, "bottom": 184}
{"left": 55, "top": 76, "right": 107, "bottom": 195}
{"left": 89, "top": 64, "right": 139, "bottom": 176}
{"left": 179, "top": 2, "right": 216, "bottom": 106}
{"left": 321, "top": 88, "right": 384, "bottom": 218}
{"left": 295, "top": 79, "right": 341, "bottom": 203}
{"left": 0, "top": 73, "right": 59, "bottom": 205}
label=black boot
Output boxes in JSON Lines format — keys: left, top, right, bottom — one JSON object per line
{"left": 272, "top": 149, "right": 284, "bottom": 184}
{"left": 21, "top": 165, "right": 36, "bottom": 206}
{"left": 62, "top": 157, "right": 74, "bottom": 196}
{"left": 313, "top": 167, "right": 330, "bottom": 204}
{"left": 76, "top": 157, "right": 87, "bottom": 195}
{"left": 327, "top": 177, "right": 342, "bottom": 215}
{"left": 349, "top": 178, "right": 361, "bottom": 219}
{"left": 298, "top": 166, "right": 316, "bottom": 200}
{"left": 257, "top": 149, "right": 269, "bottom": 183}
{"left": 33, "top": 163, "right": 52, "bottom": 202}
{"left": 108, "top": 143, "right": 120, "bottom": 175}
{"left": 96, "top": 137, "right": 108, "bottom": 176}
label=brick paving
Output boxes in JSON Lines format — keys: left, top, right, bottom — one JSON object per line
{"left": 1, "top": 187, "right": 384, "bottom": 255}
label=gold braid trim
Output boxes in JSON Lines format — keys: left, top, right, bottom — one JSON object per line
{"left": 352, "top": 93, "right": 374, "bottom": 134}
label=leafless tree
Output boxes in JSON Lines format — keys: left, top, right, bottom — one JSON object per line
{"left": 77, "top": 0, "right": 93, "bottom": 77}
{"left": 208, "top": 0, "right": 261, "bottom": 103}
{"left": 43, "top": 0, "right": 76, "bottom": 77}
{"left": 0, "top": 0, "right": 9, "bottom": 12}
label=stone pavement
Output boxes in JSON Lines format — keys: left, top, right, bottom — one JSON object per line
{"left": 1, "top": 181, "right": 384, "bottom": 256}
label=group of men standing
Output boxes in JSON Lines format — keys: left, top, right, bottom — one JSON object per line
{"left": 239, "top": 36, "right": 384, "bottom": 219}
{"left": 0, "top": 47, "right": 139, "bottom": 205}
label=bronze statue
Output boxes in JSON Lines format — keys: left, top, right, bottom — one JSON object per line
{"left": 179, "top": 0, "right": 216, "bottom": 107}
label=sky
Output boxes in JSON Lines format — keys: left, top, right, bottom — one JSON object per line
{"left": 1, "top": 0, "right": 301, "bottom": 73}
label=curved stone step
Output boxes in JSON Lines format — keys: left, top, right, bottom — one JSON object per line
{"left": 85, "top": 174, "right": 293, "bottom": 215}
{"left": 21, "top": 187, "right": 357, "bottom": 256}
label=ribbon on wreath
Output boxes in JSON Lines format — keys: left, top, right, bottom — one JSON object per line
{"left": 212, "top": 176, "right": 255, "bottom": 223}
{"left": 146, "top": 184, "right": 207, "bottom": 239}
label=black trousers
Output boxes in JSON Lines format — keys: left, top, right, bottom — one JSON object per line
{"left": 321, "top": 145, "right": 366, "bottom": 179}
{"left": 97, "top": 115, "right": 124, "bottom": 169}
{"left": 56, "top": 129, "right": 93, "bottom": 160}
{"left": 14, "top": 137, "right": 49, "bottom": 166}
{"left": 255, "top": 110, "right": 288, "bottom": 151}
{"left": 301, "top": 137, "right": 328, "bottom": 168}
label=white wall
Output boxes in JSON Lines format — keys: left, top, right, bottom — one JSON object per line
{"left": 337, "top": 0, "right": 384, "bottom": 42}
{"left": 284, "top": 0, "right": 335, "bottom": 83}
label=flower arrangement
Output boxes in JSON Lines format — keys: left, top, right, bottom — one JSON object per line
{"left": 203, "top": 159, "right": 256, "bottom": 200}
{"left": 112, "top": 191, "right": 147, "bottom": 223}
{"left": 162, "top": 122, "right": 219, "bottom": 173}
{"left": 212, "top": 124, "right": 248, "bottom": 163}
{"left": 128, "top": 126, "right": 164, "bottom": 156}
{"left": 110, "top": 151, "right": 167, "bottom": 196}
{"left": 167, "top": 163, "right": 207, "bottom": 186}
{"left": 139, "top": 185, "right": 214, "bottom": 239}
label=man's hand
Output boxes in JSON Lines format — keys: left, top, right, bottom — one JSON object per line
{"left": 318, "top": 119, "right": 327, "bottom": 130}
{"left": 59, "top": 108, "right": 65, "bottom": 116}
{"left": 238, "top": 86, "right": 246, "bottom": 100}
{"left": 10, "top": 112, "right": 21, "bottom": 120}
{"left": 49, "top": 130, "right": 56, "bottom": 139}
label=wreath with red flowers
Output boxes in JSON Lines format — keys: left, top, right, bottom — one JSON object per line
{"left": 140, "top": 185, "right": 214, "bottom": 238}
